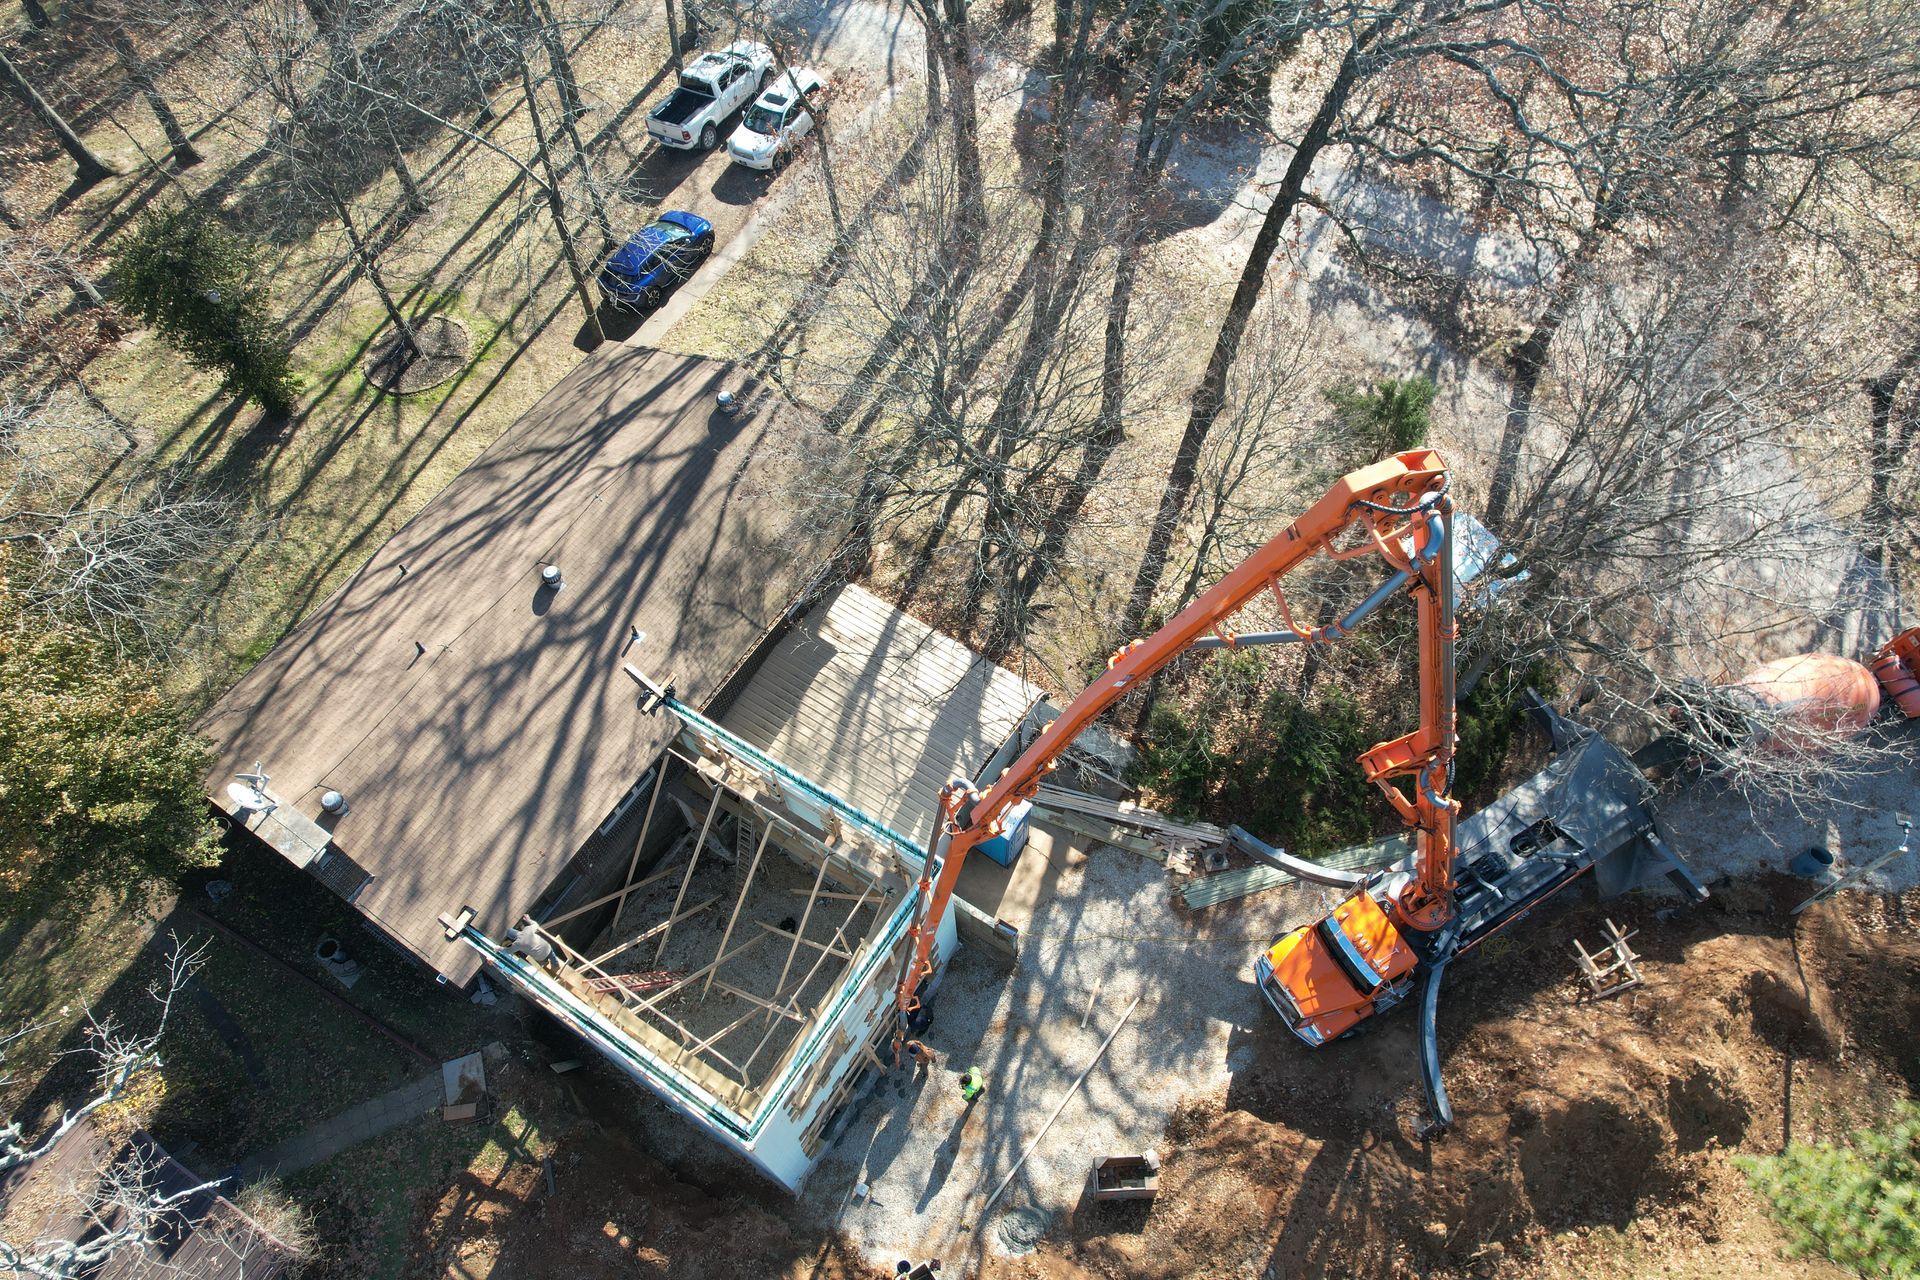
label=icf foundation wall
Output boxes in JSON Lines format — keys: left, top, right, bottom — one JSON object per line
{"left": 460, "top": 884, "right": 955, "bottom": 1191}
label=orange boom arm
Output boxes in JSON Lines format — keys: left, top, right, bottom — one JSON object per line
{"left": 893, "top": 450, "right": 1460, "bottom": 1032}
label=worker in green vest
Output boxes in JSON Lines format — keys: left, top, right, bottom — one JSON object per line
{"left": 959, "top": 1066, "right": 985, "bottom": 1103}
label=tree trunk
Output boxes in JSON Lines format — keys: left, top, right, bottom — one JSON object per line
{"left": 0, "top": 48, "right": 115, "bottom": 185}
{"left": 107, "top": 31, "right": 200, "bottom": 168}
{"left": 388, "top": 140, "right": 430, "bottom": 214}
{"left": 1012, "top": 240, "right": 1140, "bottom": 610}
{"left": 21, "top": 0, "right": 50, "bottom": 26}
{"left": 331, "top": 192, "right": 417, "bottom": 358}
{"left": 447, "top": 19, "right": 498, "bottom": 122}
{"left": 952, "top": 0, "right": 1093, "bottom": 391}
{"left": 939, "top": 0, "right": 986, "bottom": 248}
{"left": 1483, "top": 224, "right": 1605, "bottom": 528}
{"left": 1117, "top": 37, "right": 1367, "bottom": 641}
{"left": 530, "top": 0, "right": 608, "bottom": 241}
{"left": 770, "top": 38, "right": 842, "bottom": 240}
{"left": 533, "top": 0, "right": 587, "bottom": 125}
{"left": 334, "top": 38, "right": 431, "bottom": 217}
{"left": 64, "top": 259, "right": 106, "bottom": 309}
{"left": 663, "top": 0, "right": 683, "bottom": 69}
{"left": 812, "top": 102, "right": 844, "bottom": 241}
{"left": 522, "top": 60, "right": 604, "bottom": 345}
{"left": 1863, "top": 333, "right": 1920, "bottom": 569}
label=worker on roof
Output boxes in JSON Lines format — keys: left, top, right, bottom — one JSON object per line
{"left": 959, "top": 1066, "right": 985, "bottom": 1103}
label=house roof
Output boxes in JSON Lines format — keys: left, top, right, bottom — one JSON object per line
{"left": 720, "top": 584, "right": 1044, "bottom": 842}
{"left": 201, "top": 347, "right": 824, "bottom": 983}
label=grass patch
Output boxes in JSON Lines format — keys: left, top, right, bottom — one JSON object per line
{"left": 0, "top": 895, "right": 165, "bottom": 1119}
{"left": 289, "top": 1104, "right": 552, "bottom": 1280}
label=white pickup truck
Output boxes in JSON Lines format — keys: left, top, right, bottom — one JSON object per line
{"left": 646, "top": 42, "right": 775, "bottom": 152}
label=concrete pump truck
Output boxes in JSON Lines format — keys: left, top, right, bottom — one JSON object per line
{"left": 891, "top": 450, "right": 1704, "bottom": 1132}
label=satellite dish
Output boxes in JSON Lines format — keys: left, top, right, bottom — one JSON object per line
{"left": 226, "top": 781, "right": 272, "bottom": 813}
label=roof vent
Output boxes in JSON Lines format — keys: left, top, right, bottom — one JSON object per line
{"left": 716, "top": 390, "right": 738, "bottom": 415}
{"left": 540, "top": 564, "right": 564, "bottom": 590}
{"left": 320, "top": 789, "right": 350, "bottom": 816}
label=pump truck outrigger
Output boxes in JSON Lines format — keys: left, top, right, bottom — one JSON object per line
{"left": 889, "top": 449, "right": 1704, "bottom": 1135}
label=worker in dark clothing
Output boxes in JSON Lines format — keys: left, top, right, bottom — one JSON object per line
{"left": 959, "top": 1066, "right": 985, "bottom": 1103}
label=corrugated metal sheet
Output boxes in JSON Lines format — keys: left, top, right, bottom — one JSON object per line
{"left": 721, "top": 585, "right": 1044, "bottom": 841}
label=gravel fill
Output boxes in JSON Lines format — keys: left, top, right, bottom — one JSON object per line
{"left": 797, "top": 828, "right": 1322, "bottom": 1274}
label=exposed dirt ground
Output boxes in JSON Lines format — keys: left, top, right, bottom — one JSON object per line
{"left": 986, "top": 878, "right": 1918, "bottom": 1280}
{"left": 382, "top": 874, "right": 1916, "bottom": 1280}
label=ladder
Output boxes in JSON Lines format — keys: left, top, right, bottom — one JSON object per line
{"left": 587, "top": 969, "right": 684, "bottom": 995}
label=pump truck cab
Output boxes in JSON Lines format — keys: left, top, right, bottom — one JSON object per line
{"left": 1260, "top": 890, "right": 1420, "bottom": 1046}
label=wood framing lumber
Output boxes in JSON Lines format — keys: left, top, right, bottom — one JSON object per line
{"left": 705, "top": 820, "right": 776, "bottom": 996}
{"left": 755, "top": 920, "right": 854, "bottom": 959}
{"left": 709, "top": 979, "right": 811, "bottom": 1024}
{"left": 740, "top": 883, "right": 875, "bottom": 1074}
{"left": 627, "top": 933, "right": 766, "bottom": 1017}
{"left": 657, "top": 788, "right": 724, "bottom": 963}
{"left": 542, "top": 855, "right": 687, "bottom": 930}
{"left": 768, "top": 850, "right": 830, "bottom": 1012}
{"left": 611, "top": 769, "right": 668, "bottom": 931}
{"left": 590, "top": 896, "right": 721, "bottom": 968}
{"left": 680, "top": 1002, "right": 769, "bottom": 1065}
{"left": 1031, "top": 807, "right": 1165, "bottom": 859}
{"left": 1033, "top": 785, "right": 1227, "bottom": 844}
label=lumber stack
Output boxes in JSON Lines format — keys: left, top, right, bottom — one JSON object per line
{"left": 1030, "top": 785, "right": 1227, "bottom": 865}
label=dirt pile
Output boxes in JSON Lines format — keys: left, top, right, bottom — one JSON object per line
{"left": 999, "top": 877, "right": 1919, "bottom": 1280}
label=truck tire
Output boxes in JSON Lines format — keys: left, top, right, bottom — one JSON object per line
{"left": 700, "top": 123, "right": 717, "bottom": 151}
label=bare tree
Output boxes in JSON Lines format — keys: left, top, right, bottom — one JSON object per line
{"left": 287, "top": 0, "right": 623, "bottom": 338}
{"left": 1114, "top": 0, "right": 1468, "bottom": 641}
{"left": 72, "top": 0, "right": 206, "bottom": 169}
{"left": 1473, "top": 227, "right": 1899, "bottom": 800}
{"left": 0, "top": 938, "right": 301, "bottom": 1279}
{"left": 1324, "top": 0, "right": 1920, "bottom": 527}
{"left": 0, "top": 390, "right": 256, "bottom": 656}
{"left": 0, "top": 45, "right": 116, "bottom": 186}
{"left": 767, "top": 110, "right": 1173, "bottom": 660}
{"left": 1160, "top": 302, "right": 1345, "bottom": 618}
{"left": 188, "top": 0, "right": 429, "bottom": 356}
{"left": 1116, "top": 0, "right": 1920, "bottom": 633}
{"left": 0, "top": 939, "right": 207, "bottom": 1180}
{"left": 1008, "top": 0, "right": 1291, "bottom": 611}
{"left": 0, "top": 231, "right": 130, "bottom": 448}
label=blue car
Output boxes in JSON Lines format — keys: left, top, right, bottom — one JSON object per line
{"left": 597, "top": 211, "right": 715, "bottom": 312}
